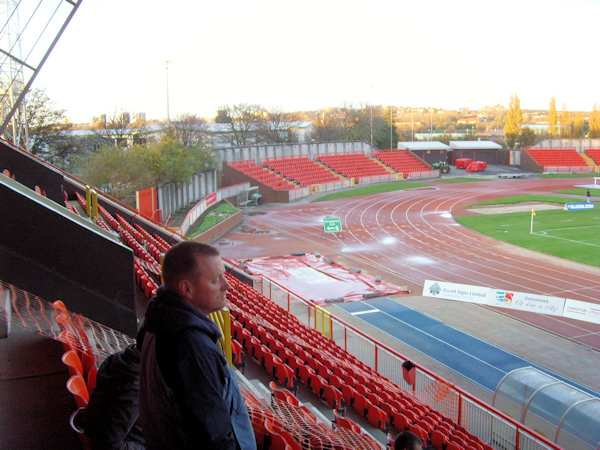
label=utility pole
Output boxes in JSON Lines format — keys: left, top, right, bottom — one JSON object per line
{"left": 390, "top": 106, "right": 393, "bottom": 149}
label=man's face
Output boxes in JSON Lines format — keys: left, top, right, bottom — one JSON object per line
{"left": 182, "top": 254, "right": 229, "bottom": 316}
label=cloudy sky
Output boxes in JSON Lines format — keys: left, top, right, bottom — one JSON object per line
{"left": 27, "top": 0, "right": 600, "bottom": 122}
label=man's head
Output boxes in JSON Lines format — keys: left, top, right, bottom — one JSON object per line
{"left": 395, "top": 431, "right": 423, "bottom": 450}
{"left": 162, "top": 241, "right": 229, "bottom": 316}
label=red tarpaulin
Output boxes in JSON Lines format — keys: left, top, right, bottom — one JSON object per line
{"left": 455, "top": 158, "right": 473, "bottom": 169}
{"left": 231, "top": 253, "right": 405, "bottom": 304}
{"left": 466, "top": 161, "right": 488, "bottom": 172}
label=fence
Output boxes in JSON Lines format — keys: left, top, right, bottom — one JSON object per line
{"left": 543, "top": 166, "right": 593, "bottom": 174}
{"left": 178, "top": 182, "right": 250, "bottom": 236}
{"left": 215, "top": 141, "right": 374, "bottom": 169}
{"left": 250, "top": 273, "right": 560, "bottom": 450}
{"left": 407, "top": 170, "right": 440, "bottom": 180}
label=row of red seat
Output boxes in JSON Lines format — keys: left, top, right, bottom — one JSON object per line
{"left": 229, "top": 161, "right": 298, "bottom": 191}
{"left": 374, "top": 151, "right": 429, "bottom": 174}
{"left": 225, "top": 275, "right": 491, "bottom": 449}
{"left": 316, "top": 154, "right": 390, "bottom": 179}
{"left": 585, "top": 148, "right": 600, "bottom": 165}
{"left": 263, "top": 157, "right": 341, "bottom": 186}
{"left": 244, "top": 383, "right": 381, "bottom": 450}
{"left": 526, "top": 148, "right": 587, "bottom": 166}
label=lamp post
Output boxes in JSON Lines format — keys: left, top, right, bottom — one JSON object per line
{"left": 165, "top": 60, "right": 172, "bottom": 126}
{"left": 390, "top": 106, "right": 393, "bottom": 149}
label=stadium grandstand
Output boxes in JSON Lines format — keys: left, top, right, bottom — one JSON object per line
{"left": 2, "top": 1, "right": 599, "bottom": 449}
{"left": 373, "top": 150, "right": 431, "bottom": 178}
{"left": 521, "top": 147, "right": 594, "bottom": 174}
{"left": 4, "top": 132, "right": 587, "bottom": 449}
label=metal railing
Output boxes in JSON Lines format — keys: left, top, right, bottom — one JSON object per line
{"left": 178, "top": 182, "right": 250, "bottom": 235}
{"left": 249, "top": 273, "right": 560, "bottom": 450}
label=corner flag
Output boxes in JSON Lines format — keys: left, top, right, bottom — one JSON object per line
{"left": 530, "top": 209, "right": 535, "bottom": 234}
{"left": 531, "top": 209, "right": 536, "bottom": 216}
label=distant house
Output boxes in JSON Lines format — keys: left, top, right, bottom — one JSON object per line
{"left": 60, "top": 122, "right": 316, "bottom": 151}
{"left": 204, "top": 121, "right": 316, "bottom": 148}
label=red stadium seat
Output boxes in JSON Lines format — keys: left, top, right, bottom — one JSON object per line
{"left": 66, "top": 374, "right": 89, "bottom": 408}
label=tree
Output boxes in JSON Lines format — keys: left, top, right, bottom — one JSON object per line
{"left": 169, "top": 113, "right": 206, "bottom": 147}
{"left": 548, "top": 97, "right": 558, "bottom": 137}
{"left": 77, "top": 135, "right": 215, "bottom": 206}
{"left": 338, "top": 102, "right": 370, "bottom": 142}
{"left": 573, "top": 112, "right": 585, "bottom": 138}
{"left": 257, "top": 108, "right": 300, "bottom": 144}
{"left": 559, "top": 103, "right": 572, "bottom": 138}
{"left": 3, "top": 89, "right": 72, "bottom": 159}
{"left": 504, "top": 94, "right": 522, "bottom": 148}
{"left": 217, "top": 103, "right": 266, "bottom": 146}
{"left": 589, "top": 105, "right": 600, "bottom": 138}
{"left": 518, "top": 127, "right": 536, "bottom": 148}
{"left": 78, "top": 144, "right": 152, "bottom": 206}
{"left": 312, "top": 109, "right": 343, "bottom": 142}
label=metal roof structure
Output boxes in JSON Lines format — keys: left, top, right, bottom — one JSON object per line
{"left": 397, "top": 141, "right": 450, "bottom": 151}
{"left": 449, "top": 140, "right": 502, "bottom": 150}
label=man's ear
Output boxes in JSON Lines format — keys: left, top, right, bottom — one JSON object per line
{"left": 178, "top": 278, "right": 192, "bottom": 299}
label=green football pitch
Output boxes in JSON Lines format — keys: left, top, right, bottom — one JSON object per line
{"left": 456, "top": 200, "right": 600, "bottom": 267}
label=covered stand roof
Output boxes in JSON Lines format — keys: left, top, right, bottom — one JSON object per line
{"left": 397, "top": 141, "right": 450, "bottom": 151}
{"left": 449, "top": 140, "right": 502, "bottom": 150}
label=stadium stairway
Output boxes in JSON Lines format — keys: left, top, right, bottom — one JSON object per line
{"left": 580, "top": 152, "right": 599, "bottom": 173}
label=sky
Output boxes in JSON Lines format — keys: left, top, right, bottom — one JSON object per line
{"left": 22, "top": 0, "right": 600, "bottom": 123}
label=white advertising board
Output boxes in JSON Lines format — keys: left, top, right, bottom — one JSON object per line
{"left": 422, "top": 280, "right": 600, "bottom": 324}
{"left": 423, "top": 280, "right": 491, "bottom": 304}
{"left": 563, "top": 299, "right": 600, "bottom": 325}
{"left": 490, "top": 290, "right": 565, "bottom": 317}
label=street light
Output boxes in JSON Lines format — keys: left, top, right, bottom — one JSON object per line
{"left": 165, "top": 60, "right": 172, "bottom": 126}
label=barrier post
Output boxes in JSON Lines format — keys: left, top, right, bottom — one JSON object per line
{"left": 85, "top": 185, "right": 91, "bottom": 217}
{"left": 91, "top": 189, "right": 98, "bottom": 219}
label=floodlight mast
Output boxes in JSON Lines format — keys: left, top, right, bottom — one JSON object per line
{"left": 0, "top": 0, "right": 83, "bottom": 139}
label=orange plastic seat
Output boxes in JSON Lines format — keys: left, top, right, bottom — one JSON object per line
{"left": 66, "top": 374, "right": 89, "bottom": 408}
{"left": 61, "top": 350, "right": 83, "bottom": 377}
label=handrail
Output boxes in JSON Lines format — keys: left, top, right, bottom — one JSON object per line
{"left": 244, "top": 269, "right": 561, "bottom": 450}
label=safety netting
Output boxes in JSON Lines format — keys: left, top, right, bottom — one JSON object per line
{"left": 0, "top": 280, "right": 133, "bottom": 360}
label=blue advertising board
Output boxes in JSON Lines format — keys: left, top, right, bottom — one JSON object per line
{"left": 565, "top": 202, "right": 595, "bottom": 211}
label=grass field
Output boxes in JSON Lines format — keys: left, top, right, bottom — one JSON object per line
{"left": 312, "top": 181, "right": 430, "bottom": 202}
{"left": 468, "top": 194, "right": 571, "bottom": 207}
{"left": 457, "top": 197, "right": 600, "bottom": 267}
{"left": 556, "top": 188, "right": 600, "bottom": 196}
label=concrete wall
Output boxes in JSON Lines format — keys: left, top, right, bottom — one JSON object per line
{"left": 213, "top": 141, "right": 373, "bottom": 169}
{"left": 535, "top": 138, "right": 600, "bottom": 152}
{"left": 157, "top": 170, "right": 217, "bottom": 220}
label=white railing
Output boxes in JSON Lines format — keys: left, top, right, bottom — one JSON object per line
{"left": 178, "top": 182, "right": 250, "bottom": 235}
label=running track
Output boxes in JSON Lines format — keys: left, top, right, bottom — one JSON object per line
{"left": 218, "top": 177, "right": 600, "bottom": 351}
{"left": 337, "top": 296, "right": 598, "bottom": 396}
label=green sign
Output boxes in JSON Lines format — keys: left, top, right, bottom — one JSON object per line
{"left": 323, "top": 217, "right": 342, "bottom": 233}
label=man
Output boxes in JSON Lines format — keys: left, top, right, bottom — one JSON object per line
{"left": 395, "top": 430, "right": 423, "bottom": 450}
{"left": 138, "top": 241, "right": 256, "bottom": 449}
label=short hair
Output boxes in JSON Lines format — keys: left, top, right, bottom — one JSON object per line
{"left": 161, "top": 241, "right": 220, "bottom": 290}
{"left": 395, "top": 431, "right": 423, "bottom": 450}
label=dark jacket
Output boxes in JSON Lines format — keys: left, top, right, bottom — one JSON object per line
{"left": 138, "top": 287, "right": 256, "bottom": 450}
{"left": 83, "top": 343, "right": 145, "bottom": 450}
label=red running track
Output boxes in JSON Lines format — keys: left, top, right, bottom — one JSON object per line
{"left": 218, "top": 177, "right": 600, "bottom": 351}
